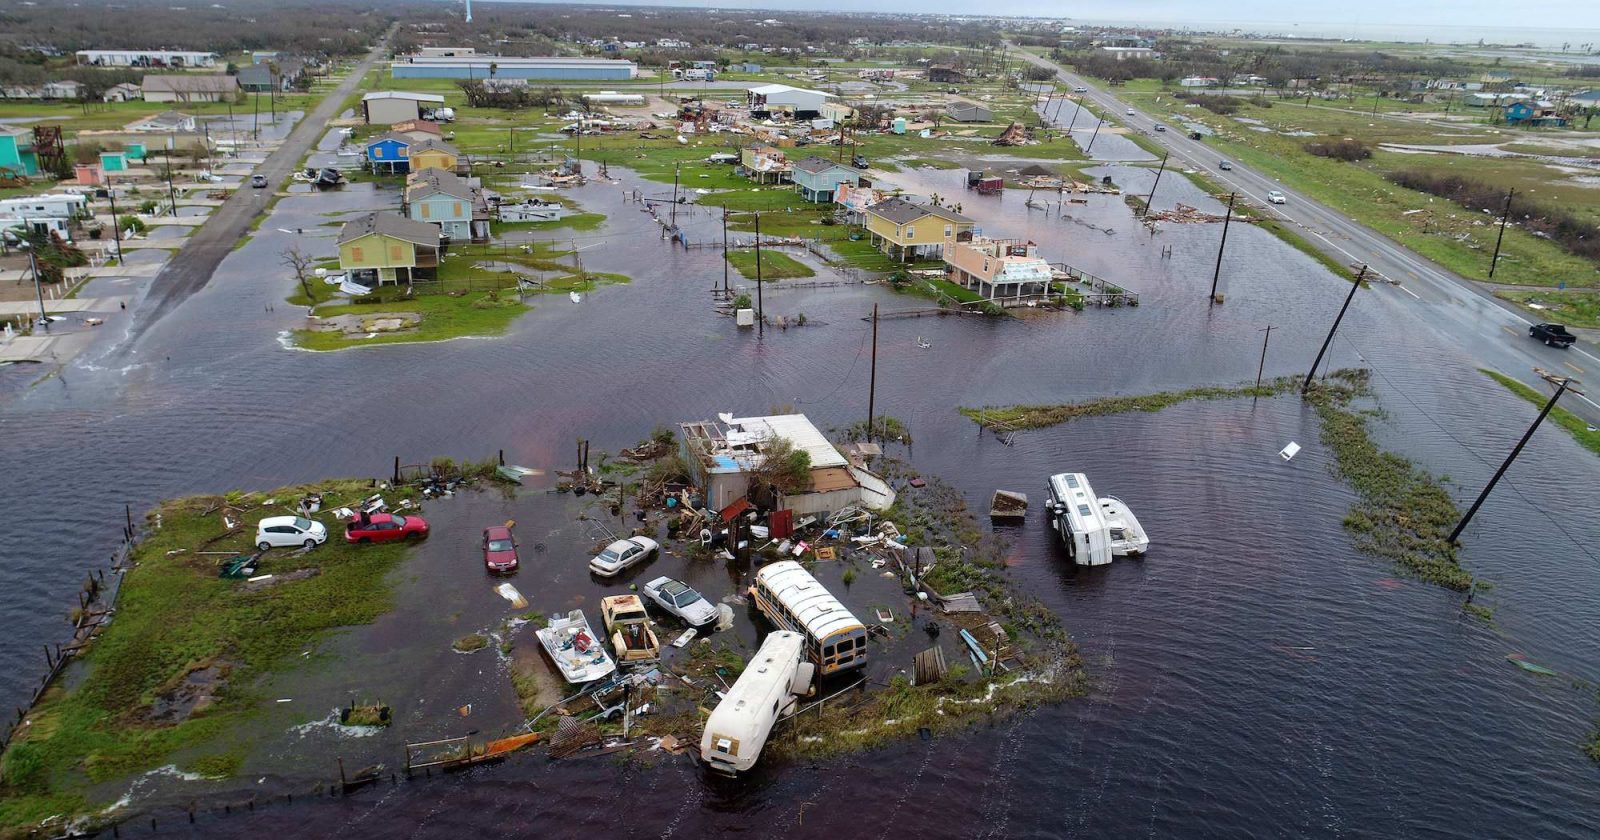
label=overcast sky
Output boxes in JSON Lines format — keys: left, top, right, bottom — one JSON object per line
{"left": 488, "top": 0, "right": 1600, "bottom": 32}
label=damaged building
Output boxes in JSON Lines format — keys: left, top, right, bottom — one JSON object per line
{"left": 679, "top": 414, "right": 895, "bottom": 518}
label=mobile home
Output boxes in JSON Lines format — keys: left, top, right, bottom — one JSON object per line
{"left": 700, "top": 630, "right": 814, "bottom": 774}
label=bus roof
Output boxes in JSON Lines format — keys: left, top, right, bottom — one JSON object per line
{"left": 755, "top": 560, "right": 864, "bottom": 640}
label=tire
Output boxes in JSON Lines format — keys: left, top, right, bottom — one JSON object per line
{"left": 303, "top": 539, "right": 317, "bottom": 550}
{"left": 405, "top": 532, "right": 422, "bottom": 541}
{"left": 358, "top": 537, "right": 371, "bottom": 544}
{"left": 258, "top": 541, "right": 272, "bottom": 551}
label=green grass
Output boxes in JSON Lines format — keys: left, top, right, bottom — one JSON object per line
{"left": 1494, "top": 289, "right": 1600, "bottom": 329}
{"left": 961, "top": 375, "right": 1304, "bottom": 429}
{"left": 0, "top": 481, "right": 416, "bottom": 831}
{"left": 724, "top": 248, "right": 814, "bottom": 280}
{"left": 1481, "top": 369, "right": 1600, "bottom": 457}
{"left": 496, "top": 211, "right": 606, "bottom": 232}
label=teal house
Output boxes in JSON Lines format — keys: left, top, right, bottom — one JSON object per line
{"left": 791, "top": 156, "right": 858, "bottom": 203}
{"left": 404, "top": 169, "right": 488, "bottom": 243}
{"left": 0, "top": 127, "right": 39, "bottom": 177}
{"left": 100, "top": 151, "right": 129, "bottom": 172}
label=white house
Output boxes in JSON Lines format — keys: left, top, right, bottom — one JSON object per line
{"left": 1179, "top": 76, "right": 1219, "bottom": 88}
{"left": 679, "top": 413, "right": 895, "bottom": 518}
{"left": 0, "top": 194, "right": 88, "bottom": 220}
{"left": 126, "top": 110, "right": 197, "bottom": 133}
{"left": 102, "top": 82, "right": 143, "bottom": 102}
{"left": 746, "top": 84, "right": 835, "bottom": 118}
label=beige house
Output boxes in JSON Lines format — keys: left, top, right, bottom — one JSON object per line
{"left": 141, "top": 74, "right": 239, "bottom": 103}
{"left": 944, "top": 237, "right": 1055, "bottom": 302}
{"left": 863, "top": 197, "right": 974, "bottom": 262}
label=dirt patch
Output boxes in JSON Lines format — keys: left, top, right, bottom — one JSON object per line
{"left": 307, "top": 312, "right": 422, "bottom": 335}
{"left": 240, "top": 566, "right": 321, "bottom": 592}
{"left": 509, "top": 637, "right": 566, "bottom": 718}
{"left": 148, "top": 658, "right": 233, "bottom": 723}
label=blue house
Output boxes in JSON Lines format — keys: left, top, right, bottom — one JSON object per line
{"left": 1504, "top": 100, "right": 1568, "bottom": 127}
{"left": 366, "top": 132, "right": 412, "bottom": 174}
{"left": 791, "top": 156, "right": 858, "bottom": 203}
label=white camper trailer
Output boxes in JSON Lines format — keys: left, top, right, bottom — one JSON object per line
{"left": 699, "top": 630, "right": 814, "bottom": 774}
{"left": 1045, "top": 472, "right": 1112, "bottom": 566}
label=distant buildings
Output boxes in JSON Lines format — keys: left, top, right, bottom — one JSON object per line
{"left": 392, "top": 56, "right": 636, "bottom": 81}
{"left": 125, "top": 110, "right": 197, "bottom": 133}
{"left": 362, "top": 91, "right": 446, "bottom": 125}
{"left": 945, "top": 101, "right": 993, "bottom": 123}
{"left": 237, "top": 60, "right": 305, "bottom": 93}
{"left": 76, "top": 49, "right": 217, "bottom": 68}
{"left": 0, "top": 127, "right": 39, "bottom": 177}
{"left": 746, "top": 84, "right": 834, "bottom": 118}
{"left": 1100, "top": 46, "right": 1154, "bottom": 61}
{"left": 102, "top": 82, "right": 142, "bottom": 103}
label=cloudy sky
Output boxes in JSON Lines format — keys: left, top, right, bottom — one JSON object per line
{"left": 485, "top": 0, "right": 1600, "bottom": 32}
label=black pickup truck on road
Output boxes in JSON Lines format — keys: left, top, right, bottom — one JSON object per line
{"left": 1530, "top": 323, "right": 1577, "bottom": 348}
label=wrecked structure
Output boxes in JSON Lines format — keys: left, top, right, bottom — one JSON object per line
{"left": 679, "top": 414, "right": 895, "bottom": 517}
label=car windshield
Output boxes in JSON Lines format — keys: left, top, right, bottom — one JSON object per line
{"left": 598, "top": 549, "right": 621, "bottom": 563}
{"left": 675, "top": 588, "right": 703, "bottom": 607}
{"left": 487, "top": 539, "right": 514, "bottom": 552}
{"left": 293, "top": 517, "right": 314, "bottom": 530}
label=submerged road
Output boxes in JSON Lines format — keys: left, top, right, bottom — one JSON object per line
{"left": 1013, "top": 47, "right": 1600, "bottom": 426}
{"left": 125, "top": 33, "right": 390, "bottom": 341}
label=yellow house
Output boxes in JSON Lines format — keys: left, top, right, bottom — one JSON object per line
{"left": 407, "top": 137, "right": 461, "bottom": 175}
{"left": 863, "top": 197, "right": 975, "bottom": 262}
{"left": 337, "top": 211, "right": 441, "bottom": 285}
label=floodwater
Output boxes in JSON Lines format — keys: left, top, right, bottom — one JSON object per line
{"left": 3, "top": 139, "right": 1600, "bottom": 838}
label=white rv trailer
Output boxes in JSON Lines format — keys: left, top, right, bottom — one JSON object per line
{"left": 700, "top": 630, "right": 814, "bottom": 774}
{"left": 1045, "top": 472, "right": 1112, "bottom": 566}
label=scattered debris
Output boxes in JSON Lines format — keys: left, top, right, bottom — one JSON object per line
{"left": 989, "top": 490, "right": 1028, "bottom": 520}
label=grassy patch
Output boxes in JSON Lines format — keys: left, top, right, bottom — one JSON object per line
{"left": 724, "top": 249, "right": 815, "bottom": 280}
{"left": 453, "top": 633, "right": 489, "bottom": 653}
{"left": 291, "top": 287, "right": 529, "bottom": 352}
{"left": 0, "top": 481, "right": 418, "bottom": 831}
{"left": 1494, "top": 289, "right": 1600, "bottom": 329}
{"left": 496, "top": 211, "right": 606, "bottom": 232}
{"left": 1480, "top": 369, "right": 1600, "bottom": 457}
{"left": 961, "top": 375, "right": 1302, "bottom": 430}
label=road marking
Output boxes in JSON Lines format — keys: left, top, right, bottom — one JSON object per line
{"left": 1396, "top": 284, "right": 1422, "bottom": 300}
{"left": 1502, "top": 326, "right": 1520, "bottom": 337}
{"left": 1565, "top": 361, "right": 1585, "bottom": 374}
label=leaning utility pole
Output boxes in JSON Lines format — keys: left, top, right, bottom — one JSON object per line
{"left": 1488, "top": 188, "right": 1514, "bottom": 279}
{"left": 1209, "top": 192, "right": 1237, "bottom": 302}
{"left": 670, "top": 163, "right": 680, "bottom": 229}
{"left": 1085, "top": 116, "right": 1104, "bottom": 154}
{"left": 867, "top": 303, "right": 878, "bottom": 442}
{"left": 1255, "top": 325, "right": 1274, "bottom": 389}
{"left": 1448, "top": 377, "right": 1576, "bottom": 543}
{"left": 754, "top": 212, "right": 764, "bottom": 336}
{"left": 1143, "top": 152, "right": 1169, "bottom": 218}
{"left": 1302, "top": 266, "right": 1366, "bottom": 394}
{"left": 105, "top": 176, "right": 123, "bottom": 263}
{"left": 720, "top": 208, "right": 729, "bottom": 295}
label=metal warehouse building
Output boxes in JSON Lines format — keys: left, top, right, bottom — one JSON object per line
{"left": 392, "top": 56, "right": 636, "bottom": 81}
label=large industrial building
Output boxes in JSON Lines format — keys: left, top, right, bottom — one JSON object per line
{"left": 392, "top": 56, "right": 636, "bottom": 81}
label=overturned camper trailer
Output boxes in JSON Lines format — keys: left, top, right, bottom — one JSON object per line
{"left": 700, "top": 630, "right": 814, "bottom": 774}
{"left": 1045, "top": 472, "right": 1111, "bottom": 566}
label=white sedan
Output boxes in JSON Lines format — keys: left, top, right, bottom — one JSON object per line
{"left": 1267, "top": 191, "right": 1287, "bottom": 205}
{"left": 588, "top": 536, "right": 660, "bottom": 577}
{"left": 642, "top": 576, "right": 719, "bottom": 627}
{"left": 256, "top": 516, "right": 327, "bottom": 551}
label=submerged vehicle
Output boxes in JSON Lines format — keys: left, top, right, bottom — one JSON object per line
{"left": 601, "top": 594, "right": 661, "bottom": 664}
{"left": 535, "top": 610, "right": 617, "bottom": 684}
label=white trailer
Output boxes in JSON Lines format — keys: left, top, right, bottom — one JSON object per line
{"left": 700, "top": 630, "right": 814, "bottom": 774}
{"left": 1045, "top": 472, "right": 1112, "bottom": 566}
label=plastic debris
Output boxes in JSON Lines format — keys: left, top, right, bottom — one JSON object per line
{"left": 1279, "top": 441, "right": 1302, "bottom": 461}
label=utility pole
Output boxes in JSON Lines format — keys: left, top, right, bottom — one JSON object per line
{"left": 226, "top": 99, "right": 237, "bottom": 148}
{"left": 754, "top": 212, "right": 764, "bottom": 336}
{"left": 1255, "top": 325, "right": 1274, "bottom": 389}
{"left": 1143, "top": 152, "right": 1168, "bottom": 218}
{"left": 1302, "top": 266, "right": 1366, "bottom": 394}
{"left": 24, "top": 244, "right": 47, "bottom": 329}
{"left": 1064, "top": 96, "right": 1083, "bottom": 135}
{"left": 1488, "top": 188, "right": 1514, "bottom": 279}
{"left": 670, "top": 163, "right": 680, "bottom": 229}
{"left": 720, "top": 208, "right": 729, "bottom": 294}
{"left": 105, "top": 176, "right": 122, "bottom": 263}
{"left": 867, "top": 303, "right": 878, "bottom": 442}
{"left": 1448, "top": 377, "right": 1576, "bottom": 544}
{"left": 252, "top": 91, "right": 260, "bottom": 139}
{"left": 164, "top": 154, "right": 178, "bottom": 217}
{"left": 1209, "top": 192, "right": 1236, "bottom": 303}
{"left": 1085, "top": 116, "right": 1104, "bottom": 154}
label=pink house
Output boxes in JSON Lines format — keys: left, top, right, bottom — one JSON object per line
{"left": 943, "top": 237, "right": 1055, "bottom": 302}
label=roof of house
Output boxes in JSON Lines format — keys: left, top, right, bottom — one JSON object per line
{"left": 235, "top": 60, "right": 303, "bottom": 86}
{"left": 338, "top": 211, "right": 441, "bottom": 246}
{"left": 792, "top": 155, "right": 854, "bottom": 175}
{"left": 724, "top": 414, "right": 848, "bottom": 469}
{"left": 947, "top": 101, "right": 991, "bottom": 118}
{"left": 391, "top": 119, "right": 442, "bottom": 136}
{"left": 128, "top": 110, "right": 194, "bottom": 130}
{"left": 408, "top": 137, "right": 459, "bottom": 156}
{"left": 406, "top": 168, "right": 474, "bottom": 201}
{"left": 362, "top": 91, "right": 446, "bottom": 104}
{"left": 866, "top": 197, "right": 973, "bottom": 226}
{"left": 365, "top": 131, "right": 414, "bottom": 147}
{"left": 748, "top": 83, "right": 835, "bottom": 99}
{"left": 141, "top": 74, "right": 238, "bottom": 94}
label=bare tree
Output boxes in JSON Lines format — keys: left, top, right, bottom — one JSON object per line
{"left": 281, "top": 245, "right": 315, "bottom": 302}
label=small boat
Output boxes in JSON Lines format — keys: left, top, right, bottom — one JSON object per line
{"left": 1098, "top": 496, "right": 1149, "bottom": 557}
{"left": 536, "top": 610, "right": 617, "bottom": 684}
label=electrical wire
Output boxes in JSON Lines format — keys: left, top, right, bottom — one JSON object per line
{"left": 793, "top": 325, "right": 872, "bottom": 407}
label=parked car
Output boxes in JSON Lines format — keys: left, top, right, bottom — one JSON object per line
{"left": 1267, "top": 191, "right": 1287, "bottom": 204}
{"left": 642, "top": 576, "right": 719, "bottom": 627}
{"left": 256, "top": 516, "right": 327, "bottom": 551}
{"left": 1153, "top": 124, "right": 1166, "bottom": 132}
{"left": 482, "top": 525, "right": 519, "bottom": 573}
{"left": 1219, "top": 160, "right": 1233, "bottom": 170}
{"left": 1530, "top": 323, "right": 1577, "bottom": 348}
{"left": 344, "top": 512, "right": 429, "bottom": 544}
{"left": 852, "top": 154, "right": 869, "bottom": 169}
{"left": 588, "top": 536, "right": 660, "bottom": 577}
{"left": 250, "top": 174, "right": 268, "bottom": 188}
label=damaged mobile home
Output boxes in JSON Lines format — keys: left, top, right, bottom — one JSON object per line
{"left": 679, "top": 413, "right": 896, "bottom": 516}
